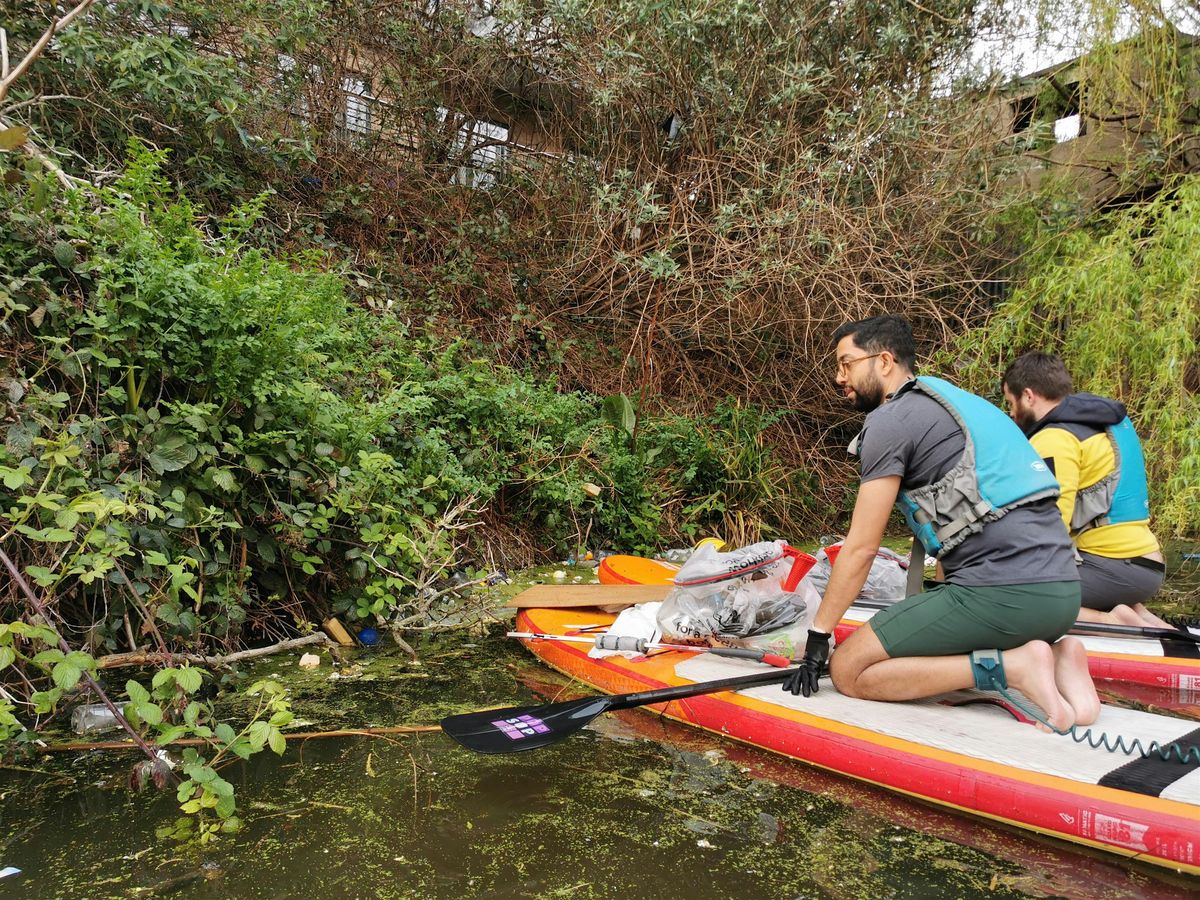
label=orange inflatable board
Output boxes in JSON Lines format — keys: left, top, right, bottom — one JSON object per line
{"left": 516, "top": 606, "right": 1200, "bottom": 875}
{"left": 597, "top": 555, "right": 678, "bottom": 585}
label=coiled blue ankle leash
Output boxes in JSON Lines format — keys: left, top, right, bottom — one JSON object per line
{"left": 969, "top": 649, "right": 1200, "bottom": 765}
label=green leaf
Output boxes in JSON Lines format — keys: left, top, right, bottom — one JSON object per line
{"left": 54, "top": 508, "right": 81, "bottom": 531}
{"left": 209, "top": 777, "right": 234, "bottom": 798}
{"left": 156, "top": 726, "right": 187, "bottom": 745}
{"left": 247, "top": 720, "right": 271, "bottom": 748}
{"left": 31, "top": 649, "right": 65, "bottom": 667}
{"left": 267, "top": 728, "right": 286, "bottom": 756}
{"left": 601, "top": 393, "right": 637, "bottom": 441}
{"left": 126, "top": 680, "right": 150, "bottom": 704}
{"left": 209, "top": 466, "right": 237, "bottom": 492}
{"left": 1, "top": 465, "right": 31, "bottom": 490}
{"left": 136, "top": 702, "right": 163, "bottom": 725}
{"left": 52, "top": 661, "right": 82, "bottom": 690}
{"left": 228, "top": 741, "right": 253, "bottom": 760}
{"left": 147, "top": 430, "right": 199, "bottom": 475}
{"left": 152, "top": 669, "right": 175, "bottom": 692}
{"left": 0, "top": 646, "right": 16, "bottom": 670}
{"left": 31, "top": 689, "right": 61, "bottom": 713}
{"left": 174, "top": 666, "right": 203, "bottom": 693}
{"left": 53, "top": 241, "right": 77, "bottom": 268}
{"left": 215, "top": 722, "right": 236, "bottom": 744}
{"left": 25, "top": 566, "right": 57, "bottom": 587}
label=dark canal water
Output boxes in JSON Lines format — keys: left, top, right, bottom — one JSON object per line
{"left": 1, "top": 549, "right": 1199, "bottom": 898}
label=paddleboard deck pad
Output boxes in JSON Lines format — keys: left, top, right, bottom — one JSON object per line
{"left": 516, "top": 606, "right": 1200, "bottom": 875}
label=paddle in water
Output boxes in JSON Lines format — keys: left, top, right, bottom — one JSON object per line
{"left": 440, "top": 668, "right": 793, "bottom": 754}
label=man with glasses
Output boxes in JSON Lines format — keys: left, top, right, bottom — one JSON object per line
{"left": 785, "top": 315, "right": 1099, "bottom": 733}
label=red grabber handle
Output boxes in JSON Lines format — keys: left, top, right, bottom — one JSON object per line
{"left": 780, "top": 544, "right": 817, "bottom": 592}
{"left": 706, "top": 647, "right": 794, "bottom": 668}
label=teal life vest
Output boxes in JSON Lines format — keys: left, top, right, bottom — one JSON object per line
{"left": 1070, "top": 416, "right": 1151, "bottom": 534}
{"left": 856, "top": 377, "right": 1061, "bottom": 558}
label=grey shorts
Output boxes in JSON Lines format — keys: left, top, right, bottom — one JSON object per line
{"left": 1078, "top": 551, "right": 1165, "bottom": 611}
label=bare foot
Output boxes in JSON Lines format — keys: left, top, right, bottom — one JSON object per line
{"left": 1051, "top": 637, "right": 1100, "bottom": 726}
{"left": 1131, "top": 603, "right": 1175, "bottom": 630}
{"left": 1002, "top": 641, "right": 1076, "bottom": 733}
{"left": 1109, "top": 605, "right": 1149, "bottom": 628}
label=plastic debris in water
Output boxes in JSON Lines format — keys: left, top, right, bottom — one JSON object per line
{"left": 298, "top": 653, "right": 321, "bottom": 669}
{"left": 357, "top": 627, "right": 379, "bottom": 646}
{"left": 71, "top": 703, "right": 128, "bottom": 735}
{"left": 0, "top": 868, "right": 20, "bottom": 879}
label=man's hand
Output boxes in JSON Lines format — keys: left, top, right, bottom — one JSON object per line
{"left": 783, "top": 630, "right": 831, "bottom": 697}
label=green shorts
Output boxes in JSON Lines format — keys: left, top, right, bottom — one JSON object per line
{"left": 868, "top": 580, "right": 1081, "bottom": 659}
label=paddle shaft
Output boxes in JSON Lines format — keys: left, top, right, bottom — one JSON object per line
{"left": 603, "top": 667, "right": 794, "bottom": 712}
{"left": 507, "top": 631, "right": 794, "bottom": 667}
{"left": 850, "top": 599, "right": 1198, "bottom": 643}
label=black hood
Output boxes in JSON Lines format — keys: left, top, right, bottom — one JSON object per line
{"left": 1026, "top": 392, "right": 1126, "bottom": 437}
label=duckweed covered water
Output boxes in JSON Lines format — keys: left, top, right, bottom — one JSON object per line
{"left": 2, "top": 549, "right": 1199, "bottom": 899}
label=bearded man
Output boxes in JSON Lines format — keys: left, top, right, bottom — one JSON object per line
{"left": 1002, "top": 352, "right": 1169, "bottom": 629}
{"left": 786, "top": 315, "right": 1098, "bottom": 732}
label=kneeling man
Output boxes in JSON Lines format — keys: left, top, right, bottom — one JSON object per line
{"left": 1001, "top": 352, "right": 1169, "bottom": 629}
{"left": 787, "top": 316, "right": 1098, "bottom": 731}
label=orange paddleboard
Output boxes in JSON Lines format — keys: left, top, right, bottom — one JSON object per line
{"left": 597, "top": 555, "right": 678, "bottom": 585}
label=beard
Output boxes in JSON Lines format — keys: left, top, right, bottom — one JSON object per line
{"left": 850, "top": 376, "right": 886, "bottom": 413}
{"left": 1011, "top": 402, "right": 1038, "bottom": 432}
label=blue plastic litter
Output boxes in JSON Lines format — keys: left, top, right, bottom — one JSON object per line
{"left": 357, "top": 627, "right": 379, "bottom": 646}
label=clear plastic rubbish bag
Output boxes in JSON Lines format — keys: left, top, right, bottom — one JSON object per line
{"left": 656, "top": 540, "right": 812, "bottom": 643}
{"left": 804, "top": 541, "right": 909, "bottom": 602}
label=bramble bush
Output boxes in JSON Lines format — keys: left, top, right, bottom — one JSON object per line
{"left": 1, "top": 144, "right": 809, "bottom": 667}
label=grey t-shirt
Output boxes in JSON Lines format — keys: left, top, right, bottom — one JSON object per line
{"left": 856, "top": 386, "right": 1079, "bottom": 586}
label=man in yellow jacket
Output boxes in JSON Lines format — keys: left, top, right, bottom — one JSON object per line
{"left": 1001, "top": 352, "right": 1169, "bottom": 628}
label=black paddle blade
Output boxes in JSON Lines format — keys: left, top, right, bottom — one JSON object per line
{"left": 441, "top": 696, "right": 613, "bottom": 754}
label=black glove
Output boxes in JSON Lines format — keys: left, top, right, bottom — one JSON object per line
{"left": 783, "top": 630, "right": 831, "bottom": 697}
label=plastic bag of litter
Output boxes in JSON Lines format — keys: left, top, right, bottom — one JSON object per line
{"left": 712, "top": 576, "right": 822, "bottom": 658}
{"left": 804, "top": 542, "right": 909, "bottom": 602}
{"left": 656, "top": 540, "right": 811, "bottom": 644}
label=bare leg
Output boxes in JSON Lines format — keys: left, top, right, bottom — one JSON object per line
{"left": 1076, "top": 605, "right": 1145, "bottom": 628}
{"left": 1130, "top": 603, "right": 1174, "bottom": 629}
{"left": 1051, "top": 637, "right": 1099, "bottom": 726}
{"left": 830, "top": 625, "right": 1076, "bottom": 733}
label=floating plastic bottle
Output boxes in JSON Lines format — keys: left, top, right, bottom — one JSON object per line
{"left": 70, "top": 702, "right": 129, "bottom": 735}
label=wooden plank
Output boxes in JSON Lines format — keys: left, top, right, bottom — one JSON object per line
{"left": 504, "top": 583, "right": 673, "bottom": 608}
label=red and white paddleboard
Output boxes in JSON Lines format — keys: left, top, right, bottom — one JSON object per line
{"left": 516, "top": 605, "right": 1200, "bottom": 875}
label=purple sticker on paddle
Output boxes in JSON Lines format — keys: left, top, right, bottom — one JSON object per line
{"left": 493, "top": 714, "right": 550, "bottom": 740}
